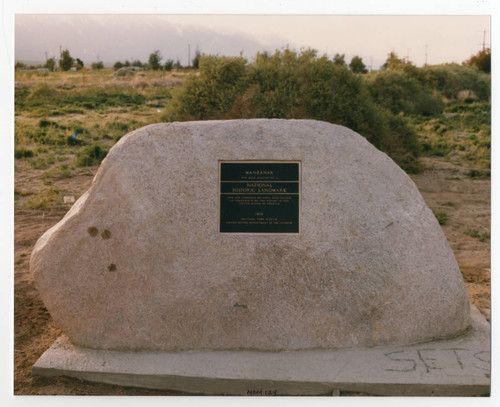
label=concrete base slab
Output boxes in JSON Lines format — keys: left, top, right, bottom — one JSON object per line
{"left": 32, "top": 306, "right": 490, "bottom": 396}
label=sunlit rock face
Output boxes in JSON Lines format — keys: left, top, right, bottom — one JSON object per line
{"left": 31, "top": 119, "right": 470, "bottom": 351}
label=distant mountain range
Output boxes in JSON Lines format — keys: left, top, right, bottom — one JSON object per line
{"left": 15, "top": 15, "right": 288, "bottom": 67}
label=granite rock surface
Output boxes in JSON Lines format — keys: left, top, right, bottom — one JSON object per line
{"left": 31, "top": 119, "right": 470, "bottom": 351}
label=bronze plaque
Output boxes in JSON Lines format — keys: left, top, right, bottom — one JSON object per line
{"left": 219, "top": 161, "right": 300, "bottom": 233}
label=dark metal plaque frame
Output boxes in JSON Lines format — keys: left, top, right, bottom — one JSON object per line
{"left": 219, "top": 161, "right": 301, "bottom": 234}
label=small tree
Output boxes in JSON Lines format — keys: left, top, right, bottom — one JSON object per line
{"left": 15, "top": 61, "right": 26, "bottom": 70}
{"left": 349, "top": 56, "right": 368, "bottom": 74}
{"left": 149, "top": 50, "right": 162, "bottom": 70}
{"left": 192, "top": 51, "right": 202, "bottom": 69}
{"left": 91, "top": 61, "right": 104, "bottom": 70}
{"left": 465, "top": 48, "right": 491, "bottom": 73}
{"left": 114, "top": 61, "right": 124, "bottom": 70}
{"left": 59, "top": 49, "right": 74, "bottom": 71}
{"left": 76, "top": 58, "right": 84, "bottom": 70}
{"left": 174, "top": 59, "right": 182, "bottom": 69}
{"left": 44, "top": 57, "right": 56, "bottom": 71}
{"left": 333, "top": 53, "right": 346, "bottom": 67}
{"left": 381, "top": 51, "right": 414, "bottom": 71}
{"left": 164, "top": 59, "right": 174, "bottom": 71}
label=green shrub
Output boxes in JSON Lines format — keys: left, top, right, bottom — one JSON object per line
{"left": 419, "top": 64, "right": 490, "bottom": 101}
{"left": 14, "top": 86, "right": 31, "bottom": 111}
{"left": 19, "top": 83, "right": 146, "bottom": 113}
{"left": 466, "top": 169, "right": 490, "bottom": 178}
{"left": 65, "top": 86, "right": 146, "bottom": 109}
{"left": 61, "top": 107, "right": 84, "bottom": 115}
{"left": 26, "top": 126, "right": 68, "bottom": 146}
{"left": 75, "top": 144, "right": 108, "bottom": 167}
{"left": 56, "top": 163, "right": 74, "bottom": 178}
{"left": 163, "top": 55, "right": 248, "bottom": 121}
{"left": 104, "top": 119, "right": 144, "bottom": 143}
{"left": 243, "top": 50, "right": 390, "bottom": 147}
{"left": 26, "top": 82, "right": 57, "bottom": 105}
{"left": 26, "top": 187, "right": 61, "bottom": 210}
{"left": 14, "top": 148, "right": 34, "bottom": 159}
{"left": 29, "top": 155, "right": 56, "bottom": 169}
{"left": 463, "top": 225, "right": 490, "bottom": 242}
{"left": 161, "top": 50, "right": 422, "bottom": 172}
{"left": 415, "top": 101, "right": 490, "bottom": 168}
{"left": 39, "top": 118, "right": 62, "bottom": 128}
{"left": 433, "top": 211, "right": 449, "bottom": 225}
{"left": 366, "top": 70, "right": 443, "bottom": 116}
{"left": 465, "top": 48, "right": 490, "bottom": 73}
{"left": 238, "top": 49, "right": 306, "bottom": 119}
{"left": 66, "top": 133, "right": 86, "bottom": 145}
{"left": 379, "top": 113, "right": 422, "bottom": 170}
{"left": 106, "top": 120, "right": 130, "bottom": 133}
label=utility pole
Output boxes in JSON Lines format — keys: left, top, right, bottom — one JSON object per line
{"left": 188, "top": 44, "right": 191, "bottom": 67}
{"left": 476, "top": 30, "right": 489, "bottom": 51}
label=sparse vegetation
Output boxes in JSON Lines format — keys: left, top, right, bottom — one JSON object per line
{"left": 14, "top": 69, "right": 178, "bottom": 211}
{"left": 75, "top": 143, "right": 108, "bottom": 167}
{"left": 26, "top": 186, "right": 62, "bottom": 209}
{"left": 14, "top": 148, "right": 34, "bottom": 159}
{"left": 433, "top": 210, "right": 449, "bottom": 225}
{"left": 464, "top": 225, "right": 490, "bottom": 242}
{"left": 466, "top": 169, "right": 490, "bottom": 178}
{"left": 414, "top": 101, "right": 490, "bottom": 168}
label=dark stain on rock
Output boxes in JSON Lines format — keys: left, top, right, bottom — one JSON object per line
{"left": 101, "top": 229, "right": 111, "bottom": 239}
{"left": 107, "top": 263, "right": 117, "bottom": 272}
{"left": 87, "top": 226, "right": 99, "bottom": 237}
{"left": 233, "top": 303, "right": 247, "bottom": 309}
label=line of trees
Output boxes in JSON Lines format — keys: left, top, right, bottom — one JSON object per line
{"left": 15, "top": 47, "right": 491, "bottom": 75}
{"left": 114, "top": 50, "right": 182, "bottom": 71}
{"left": 16, "top": 48, "right": 206, "bottom": 72}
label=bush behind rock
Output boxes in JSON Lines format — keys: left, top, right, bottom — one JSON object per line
{"left": 75, "top": 143, "right": 108, "bottom": 167}
{"left": 365, "top": 70, "right": 444, "bottom": 116}
{"left": 161, "top": 50, "right": 422, "bottom": 172}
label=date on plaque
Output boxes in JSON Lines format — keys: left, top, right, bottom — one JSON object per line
{"left": 219, "top": 161, "right": 300, "bottom": 233}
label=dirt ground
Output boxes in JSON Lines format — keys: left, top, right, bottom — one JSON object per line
{"left": 13, "top": 155, "right": 490, "bottom": 396}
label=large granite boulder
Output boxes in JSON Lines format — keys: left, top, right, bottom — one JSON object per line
{"left": 31, "top": 119, "right": 470, "bottom": 351}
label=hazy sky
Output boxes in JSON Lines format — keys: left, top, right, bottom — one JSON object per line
{"left": 157, "top": 15, "right": 490, "bottom": 67}
{"left": 15, "top": 14, "right": 490, "bottom": 69}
